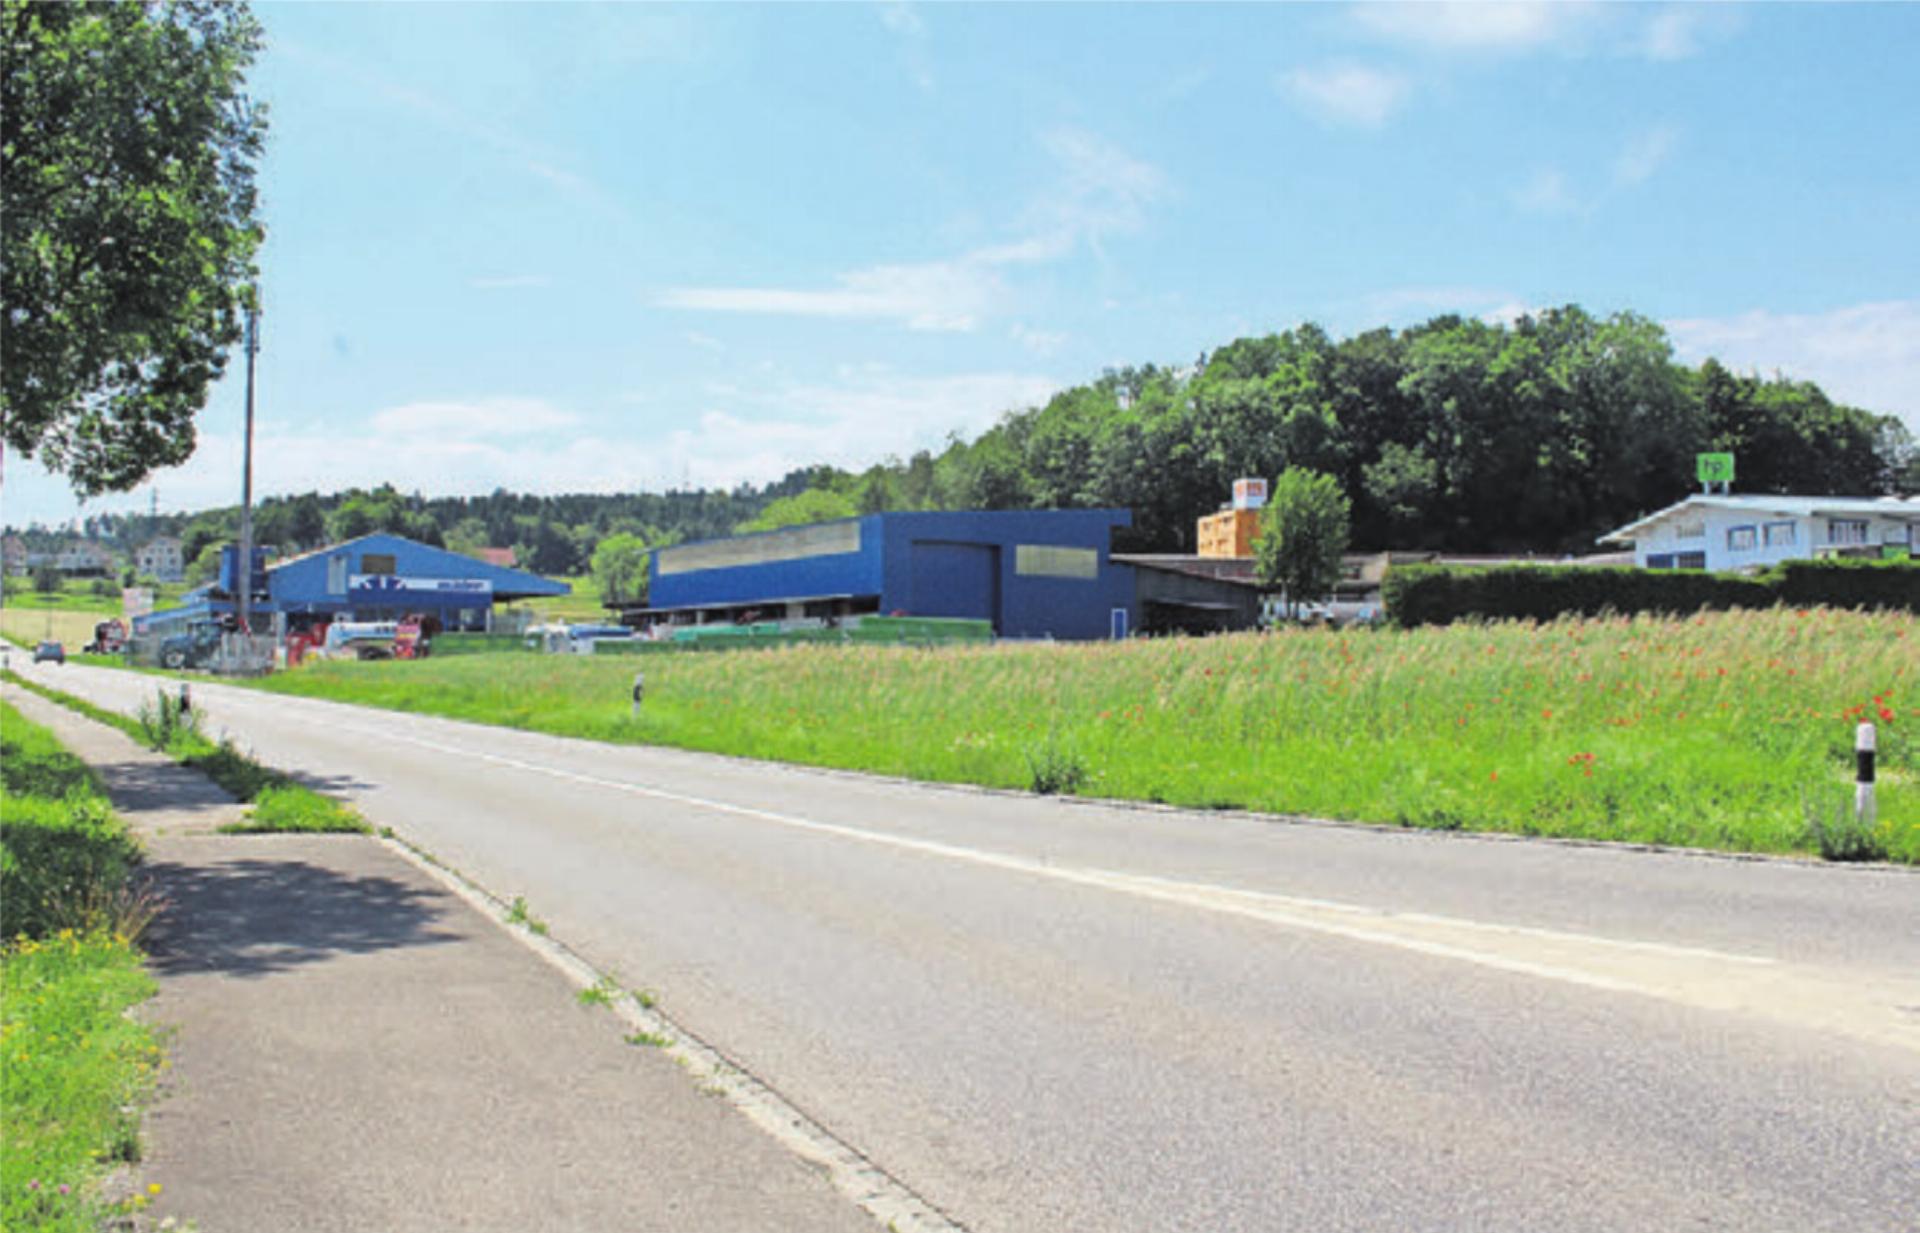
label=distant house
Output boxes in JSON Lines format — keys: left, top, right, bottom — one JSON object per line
{"left": 1600, "top": 494, "right": 1919, "bottom": 571}
{"left": 476, "top": 546, "right": 518, "bottom": 569}
{"left": 1, "top": 536, "right": 27, "bottom": 576}
{"left": 135, "top": 535, "right": 186, "bottom": 583}
{"left": 54, "top": 540, "right": 116, "bottom": 577}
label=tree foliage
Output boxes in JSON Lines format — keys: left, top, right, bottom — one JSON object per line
{"left": 2, "top": 0, "right": 267, "bottom": 495}
{"left": 1255, "top": 468, "right": 1351, "bottom": 615}
{"left": 917, "top": 306, "right": 1911, "bottom": 552}
{"left": 734, "top": 487, "right": 858, "bottom": 534}
{"left": 8, "top": 304, "right": 1912, "bottom": 569}
{"left": 589, "top": 532, "right": 651, "bottom": 607}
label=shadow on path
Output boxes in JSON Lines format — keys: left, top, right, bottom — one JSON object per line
{"left": 277, "top": 767, "right": 377, "bottom": 797}
{"left": 142, "top": 855, "right": 463, "bottom": 978}
{"left": 92, "top": 758, "right": 235, "bottom": 815}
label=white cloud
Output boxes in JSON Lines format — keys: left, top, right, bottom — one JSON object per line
{"left": 3, "top": 366, "right": 1065, "bottom": 527}
{"left": 1354, "top": 2, "right": 1730, "bottom": 62}
{"left": 1513, "top": 167, "right": 1579, "bottom": 214}
{"left": 1151, "top": 66, "right": 1213, "bottom": 105}
{"left": 876, "top": 1, "right": 923, "bottom": 38}
{"left": 1282, "top": 63, "right": 1411, "bottom": 128}
{"left": 1478, "top": 301, "right": 1542, "bottom": 327}
{"left": 658, "top": 256, "right": 1005, "bottom": 332}
{"left": 275, "top": 42, "right": 623, "bottom": 219}
{"left": 1614, "top": 123, "right": 1679, "bottom": 186}
{"left": 661, "top": 370, "right": 1060, "bottom": 487}
{"left": 1361, "top": 285, "right": 1518, "bottom": 317}
{"left": 661, "top": 127, "right": 1164, "bottom": 329}
{"left": 683, "top": 331, "right": 724, "bottom": 352}
{"left": 1032, "top": 126, "right": 1168, "bottom": 245}
{"left": 1354, "top": 2, "right": 1598, "bottom": 53}
{"left": 1665, "top": 301, "right": 1920, "bottom": 429}
{"left": 370, "top": 398, "right": 580, "bottom": 439}
{"left": 1640, "top": 6, "right": 1736, "bottom": 60}
{"left": 877, "top": 1, "right": 934, "bottom": 92}
{"left": 1011, "top": 323, "right": 1068, "bottom": 357}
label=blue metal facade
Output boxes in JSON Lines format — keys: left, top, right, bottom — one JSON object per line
{"left": 268, "top": 534, "right": 567, "bottom": 625}
{"left": 648, "top": 510, "right": 1136, "bottom": 640}
{"left": 135, "top": 534, "right": 567, "bottom": 634}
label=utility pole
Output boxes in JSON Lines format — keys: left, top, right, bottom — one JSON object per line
{"left": 237, "top": 298, "right": 260, "bottom": 636}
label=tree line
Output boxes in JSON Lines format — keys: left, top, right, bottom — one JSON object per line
{"left": 876, "top": 306, "right": 1913, "bottom": 554}
{"left": 11, "top": 306, "right": 1914, "bottom": 587}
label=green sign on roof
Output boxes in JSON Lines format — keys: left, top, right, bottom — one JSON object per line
{"left": 1696, "top": 453, "right": 1735, "bottom": 485}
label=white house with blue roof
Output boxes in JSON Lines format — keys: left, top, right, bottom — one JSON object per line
{"left": 1599, "top": 495, "right": 1918, "bottom": 572}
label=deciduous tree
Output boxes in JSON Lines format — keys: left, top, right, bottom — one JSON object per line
{"left": 3, "top": 0, "right": 268, "bottom": 494}
{"left": 1255, "top": 468, "right": 1351, "bottom": 618}
{"left": 590, "top": 532, "right": 651, "bottom": 607}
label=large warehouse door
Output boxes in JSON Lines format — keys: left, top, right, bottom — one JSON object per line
{"left": 909, "top": 542, "right": 1000, "bottom": 628}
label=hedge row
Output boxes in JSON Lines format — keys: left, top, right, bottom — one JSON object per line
{"left": 432, "top": 633, "right": 536, "bottom": 655}
{"left": 592, "top": 615, "right": 995, "bottom": 656}
{"left": 1382, "top": 557, "right": 1920, "bottom": 627}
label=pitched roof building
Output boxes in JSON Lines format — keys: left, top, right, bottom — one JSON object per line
{"left": 1599, "top": 494, "right": 1918, "bottom": 571}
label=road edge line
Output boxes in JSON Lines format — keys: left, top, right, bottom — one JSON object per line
{"left": 374, "top": 830, "right": 969, "bottom": 1233}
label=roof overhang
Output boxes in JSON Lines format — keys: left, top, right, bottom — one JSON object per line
{"left": 610, "top": 591, "right": 867, "bottom": 617}
{"left": 1143, "top": 598, "right": 1243, "bottom": 611}
{"left": 1600, "top": 495, "right": 1920, "bottom": 545}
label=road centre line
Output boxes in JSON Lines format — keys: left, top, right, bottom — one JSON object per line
{"left": 191, "top": 685, "right": 1920, "bottom": 1052}
{"left": 346, "top": 718, "right": 1772, "bottom": 970}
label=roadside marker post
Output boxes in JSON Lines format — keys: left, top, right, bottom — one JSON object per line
{"left": 1855, "top": 722, "right": 1877, "bottom": 828}
{"left": 179, "top": 682, "right": 191, "bottom": 717}
{"left": 631, "top": 671, "right": 645, "bottom": 719}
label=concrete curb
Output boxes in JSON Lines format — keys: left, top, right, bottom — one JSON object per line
{"left": 377, "top": 830, "right": 970, "bottom": 1233}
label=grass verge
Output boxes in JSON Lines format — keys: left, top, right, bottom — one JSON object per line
{"left": 0, "top": 700, "right": 164, "bottom": 1231}
{"left": 240, "top": 607, "right": 1916, "bottom": 862}
{"left": 3, "top": 671, "right": 367, "bottom": 835}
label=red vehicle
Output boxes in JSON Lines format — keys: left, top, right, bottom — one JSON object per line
{"left": 85, "top": 619, "right": 127, "bottom": 655}
{"left": 392, "top": 613, "right": 440, "bottom": 660}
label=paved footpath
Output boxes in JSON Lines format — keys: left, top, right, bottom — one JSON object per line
{"left": 3, "top": 684, "right": 873, "bottom": 1233}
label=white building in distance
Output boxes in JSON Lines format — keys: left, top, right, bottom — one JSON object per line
{"left": 135, "top": 535, "right": 186, "bottom": 583}
{"left": 1600, "top": 495, "right": 1919, "bottom": 572}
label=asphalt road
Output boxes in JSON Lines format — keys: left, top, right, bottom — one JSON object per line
{"left": 19, "top": 660, "right": 1920, "bottom": 1232}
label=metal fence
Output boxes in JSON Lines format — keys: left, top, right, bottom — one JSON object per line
{"left": 122, "top": 632, "right": 275, "bottom": 675}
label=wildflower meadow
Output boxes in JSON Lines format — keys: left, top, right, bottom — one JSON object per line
{"left": 253, "top": 607, "right": 1917, "bottom": 862}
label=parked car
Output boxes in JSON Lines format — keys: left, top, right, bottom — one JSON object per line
{"left": 33, "top": 640, "right": 65, "bottom": 664}
{"left": 158, "top": 623, "right": 224, "bottom": 670}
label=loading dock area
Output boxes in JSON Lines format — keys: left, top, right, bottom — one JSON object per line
{"left": 620, "top": 510, "right": 1137, "bottom": 641}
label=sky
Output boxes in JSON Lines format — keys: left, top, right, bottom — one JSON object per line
{"left": 7, "top": 0, "right": 1919, "bottom": 530}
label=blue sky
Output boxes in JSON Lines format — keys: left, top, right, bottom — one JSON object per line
{"left": 9, "top": 0, "right": 1918, "bottom": 529}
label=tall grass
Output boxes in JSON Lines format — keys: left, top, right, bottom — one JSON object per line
{"left": 0, "top": 701, "right": 148, "bottom": 940}
{"left": 1, "top": 931, "right": 161, "bottom": 1233}
{"left": 0, "top": 702, "right": 163, "bottom": 1230}
{"left": 249, "top": 607, "right": 1916, "bottom": 861}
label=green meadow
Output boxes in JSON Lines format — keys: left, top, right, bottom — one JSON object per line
{"left": 0, "top": 701, "right": 162, "bottom": 1231}
{"left": 243, "top": 607, "right": 1918, "bottom": 861}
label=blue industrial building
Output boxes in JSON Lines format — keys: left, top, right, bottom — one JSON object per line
{"left": 134, "top": 533, "right": 568, "bottom": 637}
{"left": 639, "top": 510, "right": 1138, "bottom": 640}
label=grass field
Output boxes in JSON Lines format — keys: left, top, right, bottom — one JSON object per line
{"left": 5, "top": 673, "right": 368, "bottom": 835}
{"left": 1, "top": 577, "right": 192, "bottom": 651}
{"left": 505, "top": 573, "right": 609, "bottom": 624}
{"left": 244, "top": 607, "right": 1917, "bottom": 862}
{"left": 0, "top": 700, "right": 162, "bottom": 1231}
{"left": 1, "top": 605, "right": 113, "bottom": 651}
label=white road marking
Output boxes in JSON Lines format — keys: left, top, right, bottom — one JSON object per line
{"left": 80, "top": 674, "right": 1920, "bottom": 1054}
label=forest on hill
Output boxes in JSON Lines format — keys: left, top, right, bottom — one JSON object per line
{"left": 15, "top": 305, "right": 1914, "bottom": 577}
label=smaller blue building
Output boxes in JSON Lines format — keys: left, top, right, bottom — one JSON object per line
{"left": 134, "top": 534, "right": 568, "bottom": 636}
{"left": 640, "top": 510, "right": 1135, "bottom": 640}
